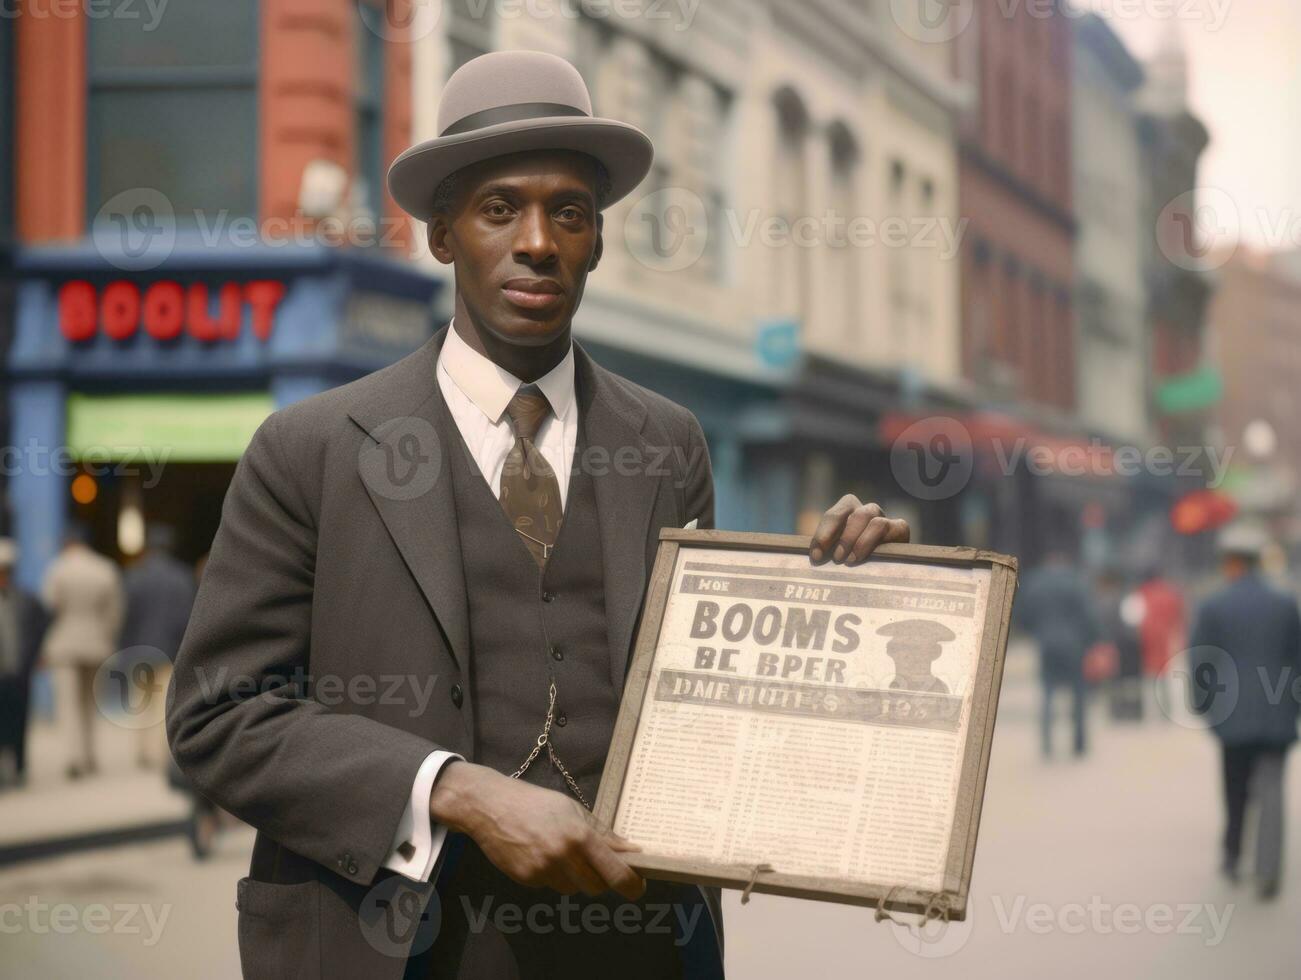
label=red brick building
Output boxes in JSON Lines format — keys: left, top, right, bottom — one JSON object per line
{"left": 954, "top": 0, "right": 1076, "bottom": 412}
{"left": 16, "top": 0, "right": 415, "bottom": 249}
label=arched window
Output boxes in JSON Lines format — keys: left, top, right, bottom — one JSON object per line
{"left": 828, "top": 120, "right": 860, "bottom": 342}
{"left": 771, "top": 86, "right": 811, "bottom": 322}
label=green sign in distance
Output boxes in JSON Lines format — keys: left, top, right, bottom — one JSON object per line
{"left": 1156, "top": 367, "right": 1223, "bottom": 415}
{"left": 66, "top": 392, "right": 275, "bottom": 462}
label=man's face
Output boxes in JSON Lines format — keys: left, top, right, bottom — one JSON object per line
{"left": 427, "top": 149, "right": 603, "bottom": 346}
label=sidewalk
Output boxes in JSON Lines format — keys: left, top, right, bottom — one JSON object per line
{"left": 0, "top": 713, "right": 189, "bottom": 865}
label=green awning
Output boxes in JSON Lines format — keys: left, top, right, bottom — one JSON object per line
{"left": 66, "top": 392, "right": 275, "bottom": 462}
{"left": 1155, "top": 367, "right": 1223, "bottom": 415}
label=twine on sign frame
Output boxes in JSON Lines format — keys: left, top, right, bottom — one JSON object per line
{"left": 739, "top": 863, "right": 775, "bottom": 905}
{"left": 874, "top": 885, "right": 955, "bottom": 935}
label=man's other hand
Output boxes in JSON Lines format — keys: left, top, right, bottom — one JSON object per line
{"left": 430, "top": 761, "right": 645, "bottom": 900}
{"left": 809, "top": 494, "right": 910, "bottom": 564}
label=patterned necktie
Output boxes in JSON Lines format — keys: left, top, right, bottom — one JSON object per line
{"left": 499, "top": 383, "right": 563, "bottom": 568}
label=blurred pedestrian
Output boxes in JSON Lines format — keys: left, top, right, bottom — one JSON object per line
{"left": 0, "top": 537, "right": 49, "bottom": 788}
{"left": 1135, "top": 563, "right": 1187, "bottom": 719}
{"left": 1094, "top": 566, "right": 1143, "bottom": 722}
{"left": 39, "top": 523, "right": 125, "bottom": 779}
{"left": 119, "top": 523, "right": 196, "bottom": 769}
{"left": 1189, "top": 523, "right": 1300, "bottom": 900}
{"left": 1018, "top": 550, "right": 1101, "bottom": 759}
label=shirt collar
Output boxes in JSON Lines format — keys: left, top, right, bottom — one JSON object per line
{"left": 439, "top": 317, "right": 575, "bottom": 425}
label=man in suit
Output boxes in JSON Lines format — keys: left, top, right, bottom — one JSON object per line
{"left": 41, "top": 522, "right": 124, "bottom": 779}
{"left": 1017, "top": 548, "right": 1100, "bottom": 759}
{"left": 167, "top": 50, "right": 910, "bottom": 980}
{"left": 1189, "top": 523, "right": 1300, "bottom": 900}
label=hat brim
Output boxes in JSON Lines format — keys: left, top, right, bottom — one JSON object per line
{"left": 387, "top": 116, "right": 654, "bottom": 220}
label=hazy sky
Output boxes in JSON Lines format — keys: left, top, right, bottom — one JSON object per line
{"left": 1086, "top": 0, "right": 1301, "bottom": 250}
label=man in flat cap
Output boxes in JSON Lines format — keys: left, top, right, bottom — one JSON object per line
{"left": 1189, "top": 522, "right": 1299, "bottom": 899}
{"left": 878, "top": 619, "right": 954, "bottom": 695}
{"left": 168, "top": 50, "right": 909, "bottom": 979}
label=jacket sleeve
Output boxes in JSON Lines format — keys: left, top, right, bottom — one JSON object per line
{"left": 165, "top": 411, "right": 441, "bottom": 887}
{"left": 683, "top": 412, "right": 716, "bottom": 531}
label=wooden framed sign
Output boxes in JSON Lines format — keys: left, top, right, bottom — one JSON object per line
{"left": 593, "top": 529, "right": 1018, "bottom": 921}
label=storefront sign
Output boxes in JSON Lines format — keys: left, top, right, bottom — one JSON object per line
{"left": 66, "top": 392, "right": 277, "bottom": 462}
{"left": 58, "top": 279, "right": 286, "bottom": 343}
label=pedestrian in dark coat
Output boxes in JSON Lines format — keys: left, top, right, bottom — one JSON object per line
{"left": 1189, "top": 523, "right": 1300, "bottom": 899}
{"left": 1017, "top": 551, "right": 1101, "bottom": 758}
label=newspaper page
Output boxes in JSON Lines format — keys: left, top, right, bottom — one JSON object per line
{"left": 612, "top": 546, "right": 992, "bottom": 895}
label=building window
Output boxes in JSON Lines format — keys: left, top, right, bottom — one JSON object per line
{"left": 772, "top": 86, "right": 810, "bottom": 317}
{"left": 355, "top": 7, "right": 385, "bottom": 224}
{"left": 829, "top": 122, "right": 859, "bottom": 341}
{"left": 86, "top": 0, "right": 259, "bottom": 227}
{"left": 888, "top": 159, "right": 908, "bottom": 351}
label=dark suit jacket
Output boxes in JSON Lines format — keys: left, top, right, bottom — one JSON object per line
{"left": 1189, "top": 573, "right": 1301, "bottom": 746}
{"left": 120, "top": 551, "right": 197, "bottom": 662}
{"left": 166, "top": 325, "right": 720, "bottom": 979}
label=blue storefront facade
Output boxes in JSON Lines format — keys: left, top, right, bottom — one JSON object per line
{"left": 5, "top": 240, "right": 440, "bottom": 591}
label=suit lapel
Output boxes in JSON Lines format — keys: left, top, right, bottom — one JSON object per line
{"left": 347, "top": 327, "right": 664, "bottom": 692}
{"left": 347, "top": 326, "right": 471, "bottom": 674}
{"left": 572, "top": 341, "right": 663, "bottom": 692}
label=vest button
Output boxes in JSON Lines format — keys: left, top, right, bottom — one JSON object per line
{"left": 556, "top": 712, "right": 568, "bottom": 727}
{"left": 449, "top": 683, "right": 463, "bottom": 708}
{"left": 550, "top": 644, "right": 563, "bottom": 661}
{"left": 542, "top": 590, "right": 556, "bottom": 603}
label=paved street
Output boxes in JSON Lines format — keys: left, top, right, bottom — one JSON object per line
{"left": 1, "top": 646, "right": 1298, "bottom": 978}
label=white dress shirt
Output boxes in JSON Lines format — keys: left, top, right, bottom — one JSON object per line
{"left": 383, "top": 318, "right": 578, "bottom": 881}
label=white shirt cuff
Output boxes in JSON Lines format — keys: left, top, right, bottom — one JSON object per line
{"left": 382, "top": 750, "right": 464, "bottom": 882}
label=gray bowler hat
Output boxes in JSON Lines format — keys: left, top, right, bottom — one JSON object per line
{"left": 387, "top": 50, "right": 654, "bottom": 220}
